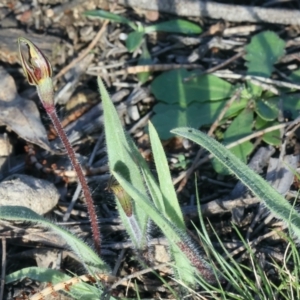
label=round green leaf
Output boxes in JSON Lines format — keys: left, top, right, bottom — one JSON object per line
{"left": 245, "top": 31, "right": 286, "bottom": 77}
{"left": 151, "top": 69, "right": 233, "bottom": 106}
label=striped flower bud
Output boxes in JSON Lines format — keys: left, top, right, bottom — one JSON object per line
{"left": 18, "top": 37, "right": 54, "bottom": 113}
{"left": 18, "top": 37, "right": 52, "bottom": 85}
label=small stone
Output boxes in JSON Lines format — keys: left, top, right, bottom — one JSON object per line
{"left": 0, "top": 174, "right": 59, "bottom": 215}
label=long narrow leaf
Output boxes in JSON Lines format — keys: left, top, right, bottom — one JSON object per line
{"left": 6, "top": 267, "right": 102, "bottom": 300}
{"left": 171, "top": 127, "right": 300, "bottom": 239}
{"left": 112, "top": 170, "right": 216, "bottom": 285}
{"left": 148, "top": 121, "right": 185, "bottom": 230}
{"left": 98, "top": 77, "right": 148, "bottom": 248}
{"left": 0, "top": 206, "right": 109, "bottom": 272}
{"left": 83, "top": 10, "right": 136, "bottom": 30}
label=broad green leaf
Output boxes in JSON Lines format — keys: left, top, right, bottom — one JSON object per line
{"left": 261, "top": 128, "right": 281, "bottom": 146}
{"left": 172, "top": 127, "right": 300, "bottom": 241}
{"left": 126, "top": 31, "right": 145, "bottom": 52}
{"left": 151, "top": 98, "right": 248, "bottom": 140}
{"left": 137, "top": 42, "right": 152, "bottom": 83}
{"left": 151, "top": 69, "right": 234, "bottom": 106}
{"left": 245, "top": 31, "right": 285, "bottom": 77}
{"left": 0, "top": 206, "right": 109, "bottom": 273}
{"left": 223, "top": 109, "right": 254, "bottom": 144}
{"left": 255, "top": 116, "right": 281, "bottom": 146}
{"left": 98, "top": 77, "right": 148, "bottom": 248}
{"left": 148, "top": 121, "right": 185, "bottom": 230}
{"left": 83, "top": 10, "right": 136, "bottom": 29}
{"left": 151, "top": 103, "right": 203, "bottom": 140}
{"left": 145, "top": 19, "right": 202, "bottom": 34}
{"left": 212, "top": 109, "right": 254, "bottom": 174}
{"left": 268, "top": 93, "right": 300, "bottom": 119}
{"left": 255, "top": 99, "right": 278, "bottom": 121}
{"left": 6, "top": 267, "right": 103, "bottom": 300}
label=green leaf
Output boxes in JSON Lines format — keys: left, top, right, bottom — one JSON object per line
{"left": 269, "top": 93, "right": 300, "bottom": 119}
{"left": 6, "top": 267, "right": 103, "bottom": 300}
{"left": 151, "top": 69, "right": 234, "bottom": 106}
{"left": 245, "top": 31, "right": 285, "bottom": 77}
{"left": 223, "top": 109, "right": 254, "bottom": 144}
{"left": 145, "top": 19, "right": 202, "bottom": 34}
{"left": 245, "top": 80, "right": 263, "bottom": 98}
{"left": 151, "top": 103, "right": 202, "bottom": 140}
{"left": 212, "top": 142, "right": 253, "bottom": 174}
{"left": 151, "top": 98, "right": 248, "bottom": 140}
{"left": 0, "top": 206, "right": 109, "bottom": 273}
{"left": 137, "top": 42, "right": 152, "bottom": 83}
{"left": 289, "top": 68, "right": 300, "bottom": 83}
{"left": 172, "top": 127, "right": 300, "bottom": 242}
{"left": 261, "top": 128, "right": 281, "bottom": 146}
{"left": 212, "top": 109, "right": 254, "bottom": 174}
{"left": 112, "top": 170, "right": 216, "bottom": 285}
{"left": 255, "top": 99, "right": 278, "bottom": 121}
{"left": 126, "top": 31, "right": 145, "bottom": 52}
{"left": 148, "top": 121, "right": 185, "bottom": 230}
{"left": 255, "top": 116, "right": 281, "bottom": 146}
{"left": 99, "top": 77, "right": 216, "bottom": 285}
{"left": 83, "top": 10, "right": 136, "bottom": 29}
{"left": 98, "top": 77, "right": 148, "bottom": 248}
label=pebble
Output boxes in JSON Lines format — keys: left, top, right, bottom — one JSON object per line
{"left": 0, "top": 174, "right": 59, "bottom": 215}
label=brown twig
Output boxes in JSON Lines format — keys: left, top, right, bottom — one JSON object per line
{"left": 213, "top": 71, "right": 300, "bottom": 91}
{"left": 184, "top": 51, "right": 245, "bottom": 82}
{"left": 27, "top": 145, "right": 108, "bottom": 181}
{"left": 110, "top": 0, "right": 300, "bottom": 25}
{"left": 54, "top": 20, "right": 110, "bottom": 81}
{"left": 125, "top": 63, "right": 203, "bottom": 74}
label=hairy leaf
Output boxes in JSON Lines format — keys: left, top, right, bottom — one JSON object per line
{"left": 172, "top": 127, "right": 300, "bottom": 240}
{"left": 212, "top": 109, "right": 254, "bottom": 174}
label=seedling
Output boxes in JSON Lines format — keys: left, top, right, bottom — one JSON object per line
{"left": 18, "top": 37, "right": 102, "bottom": 255}
{"left": 83, "top": 9, "right": 202, "bottom": 52}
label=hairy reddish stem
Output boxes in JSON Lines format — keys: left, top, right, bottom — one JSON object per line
{"left": 47, "top": 109, "right": 101, "bottom": 255}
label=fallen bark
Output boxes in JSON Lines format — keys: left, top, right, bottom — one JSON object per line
{"left": 110, "top": 0, "right": 300, "bottom": 25}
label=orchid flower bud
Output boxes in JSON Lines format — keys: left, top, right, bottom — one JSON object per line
{"left": 18, "top": 37, "right": 54, "bottom": 113}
